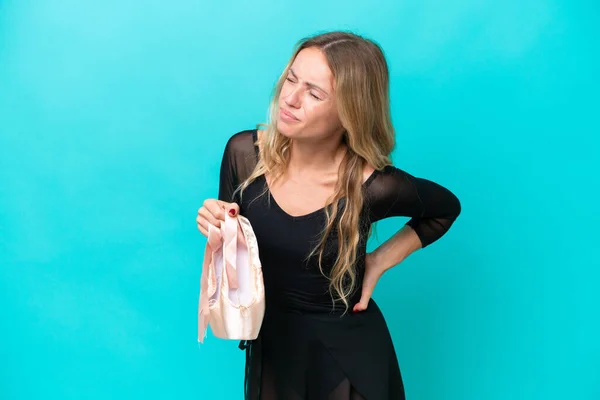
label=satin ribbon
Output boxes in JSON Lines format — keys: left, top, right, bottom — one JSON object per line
{"left": 198, "top": 213, "right": 240, "bottom": 343}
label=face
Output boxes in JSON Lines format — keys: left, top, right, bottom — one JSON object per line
{"left": 277, "top": 47, "right": 344, "bottom": 140}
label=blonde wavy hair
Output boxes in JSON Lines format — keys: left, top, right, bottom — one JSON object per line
{"left": 237, "top": 31, "right": 395, "bottom": 311}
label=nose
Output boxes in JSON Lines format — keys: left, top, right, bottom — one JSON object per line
{"left": 284, "top": 85, "right": 302, "bottom": 109}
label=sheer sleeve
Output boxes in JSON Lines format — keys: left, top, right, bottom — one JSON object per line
{"left": 366, "top": 165, "right": 461, "bottom": 248}
{"left": 217, "top": 129, "right": 260, "bottom": 203}
{"left": 218, "top": 137, "right": 239, "bottom": 203}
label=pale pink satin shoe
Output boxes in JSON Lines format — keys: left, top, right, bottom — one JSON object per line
{"left": 198, "top": 212, "right": 265, "bottom": 343}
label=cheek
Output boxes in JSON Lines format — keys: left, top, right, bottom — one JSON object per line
{"left": 279, "top": 82, "right": 294, "bottom": 99}
{"left": 279, "top": 88, "right": 290, "bottom": 100}
{"left": 306, "top": 103, "right": 338, "bottom": 124}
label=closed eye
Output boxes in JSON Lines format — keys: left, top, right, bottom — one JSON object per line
{"left": 286, "top": 77, "right": 322, "bottom": 100}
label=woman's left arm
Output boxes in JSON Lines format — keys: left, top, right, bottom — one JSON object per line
{"left": 353, "top": 167, "right": 461, "bottom": 311}
{"left": 369, "top": 224, "right": 422, "bottom": 273}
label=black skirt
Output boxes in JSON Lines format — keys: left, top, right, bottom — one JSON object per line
{"left": 240, "top": 299, "right": 406, "bottom": 400}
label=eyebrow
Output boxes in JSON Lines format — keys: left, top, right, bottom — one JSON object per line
{"left": 289, "top": 68, "right": 329, "bottom": 97}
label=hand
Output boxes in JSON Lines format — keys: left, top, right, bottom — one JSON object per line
{"left": 196, "top": 199, "right": 239, "bottom": 238}
{"left": 353, "top": 253, "right": 386, "bottom": 312}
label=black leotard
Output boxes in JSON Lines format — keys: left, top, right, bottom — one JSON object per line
{"left": 218, "top": 129, "right": 461, "bottom": 400}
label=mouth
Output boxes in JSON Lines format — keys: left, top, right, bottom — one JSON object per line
{"left": 280, "top": 108, "right": 299, "bottom": 121}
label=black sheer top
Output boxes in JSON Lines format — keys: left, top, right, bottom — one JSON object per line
{"left": 217, "top": 129, "right": 461, "bottom": 312}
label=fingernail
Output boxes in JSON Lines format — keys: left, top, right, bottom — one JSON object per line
{"left": 228, "top": 209, "right": 236, "bottom": 216}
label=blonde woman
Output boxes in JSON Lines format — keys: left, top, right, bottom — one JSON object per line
{"left": 196, "top": 31, "right": 461, "bottom": 400}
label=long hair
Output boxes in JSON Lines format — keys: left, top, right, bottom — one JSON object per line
{"left": 237, "top": 31, "right": 395, "bottom": 311}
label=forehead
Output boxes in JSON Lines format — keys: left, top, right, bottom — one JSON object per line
{"left": 290, "top": 48, "right": 334, "bottom": 90}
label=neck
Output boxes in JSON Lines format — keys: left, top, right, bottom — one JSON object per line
{"left": 287, "top": 134, "right": 346, "bottom": 175}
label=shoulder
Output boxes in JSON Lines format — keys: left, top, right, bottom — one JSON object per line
{"left": 364, "top": 164, "right": 416, "bottom": 203}
{"left": 220, "top": 128, "right": 260, "bottom": 183}
{"left": 223, "top": 129, "right": 259, "bottom": 157}
{"left": 367, "top": 165, "right": 412, "bottom": 189}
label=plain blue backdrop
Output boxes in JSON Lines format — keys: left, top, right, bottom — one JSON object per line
{"left": 1, "top": 0, "right": 598, "bottom": 399}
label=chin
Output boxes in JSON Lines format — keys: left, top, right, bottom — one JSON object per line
{"left": 276, "top": 118, "right": 302, "bottom": 139}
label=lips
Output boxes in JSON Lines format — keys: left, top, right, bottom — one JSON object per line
{"left": 280, "top": 108, "right": 299, "bottom": 121}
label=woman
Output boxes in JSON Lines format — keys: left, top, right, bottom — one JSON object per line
{"left": 196, "top": 31, "right": 461, "bottom": 400}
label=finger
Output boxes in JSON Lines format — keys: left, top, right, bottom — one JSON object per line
{"left": 205, "top": 200, "right": 226, "bottom": 222}
{"left": 210, "top": 200, "right": 240, "bottom": 218}
{"left": 354, "top": 282, "right": 375, "bottom": 312}
{"left": 227, "top": 202, "right": 240, "bottom": 217}
{"left": 197, "top": 222, "right": 208, "bottom": 237}
{"left": 353, "top": 301, "right": 369, "bottom": 312}
{"left": 197, "top": 225, "right": 208, "bottom": 237}
{"left": 196, "top": 216, "right": 209, "bottom": 236}
{"left": 353, "top": 296, "right": 370, "bottom": 312}
{"left": 199, "top": 206, "right": 222, "bottom": 228}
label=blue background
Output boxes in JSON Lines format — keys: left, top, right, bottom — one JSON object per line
{"left": 1, "top": 0, "right": 598, "bottom": 399}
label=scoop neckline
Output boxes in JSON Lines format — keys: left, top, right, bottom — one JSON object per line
{"left": 252, "top": 129, "right": 379, "bottom": 221}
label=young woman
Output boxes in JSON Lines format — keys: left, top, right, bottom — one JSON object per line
{"left": 196, "top": 31, "right": 461, "bottom": 400}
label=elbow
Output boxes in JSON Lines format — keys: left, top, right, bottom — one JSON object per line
{"left": 444, "top": 188, "right": 462, "bottom": 221}
{"left": 452, "top": 195, "right": 462, "bottom": 220}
